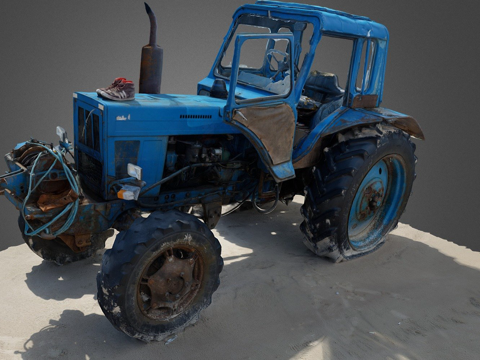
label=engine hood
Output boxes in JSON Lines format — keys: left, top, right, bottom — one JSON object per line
{"left": 75, "top": 92, "right": 236, "bottom": 136}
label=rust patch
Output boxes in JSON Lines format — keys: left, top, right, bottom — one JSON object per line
{"left": 257, "top": 172, "right": 277, "bottom": 202}
{"left": 232, "top": 103, "right": 295, "bottom": 165}
{"left": 57, "top": 234, "right": 76, "bottom": 251}
{"left": 389, "top": 117, "right": 426, "bottom": 140}
{"left": 352, "top": 94, "right": 378, "bottom": 109}
{"left": 37, "top": 189, "right": 79, "bottom": 212}
{"left": 75, "top": 233, "right": 92, "bottom": 248}
{"left": 57, "top": 233, "right": 92, "bottom": 253}
{"left": 139, "top": 246, "right": 204, "bottom": 321}
{"left": 293, "top": 138, "right": 323, "bottom": 169}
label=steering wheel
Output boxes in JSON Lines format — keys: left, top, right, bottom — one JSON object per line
{"left": 266, "top": 49, "right": 290, "bottom": 80}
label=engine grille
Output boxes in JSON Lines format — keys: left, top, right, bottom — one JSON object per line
{"left": 78, "top": 150, "right": 103, "bottom": 192}
{"left": 78, "top": 106, "right": 101, "bottom": 152}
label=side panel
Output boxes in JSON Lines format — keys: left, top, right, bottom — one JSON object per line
{"left": 232, "top": 104, "right": 295, "bottom": 165}
{"left": 106, "top": 136, "right": 168, "bottom": 198}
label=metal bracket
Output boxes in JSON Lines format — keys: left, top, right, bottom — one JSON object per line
{"left": 202, "top": 201, "right": 222, "bottom": 229}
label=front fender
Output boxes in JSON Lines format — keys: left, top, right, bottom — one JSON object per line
{"left": 292, "top": 106, "right": 424, "bottom": 168}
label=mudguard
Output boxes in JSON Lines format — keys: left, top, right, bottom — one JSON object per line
{"left": 292, "top": 106, "right": 424, "bottom": 168}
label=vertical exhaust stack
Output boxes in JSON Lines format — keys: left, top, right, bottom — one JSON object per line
{"left": 139, "top": 2, "right": 163, "bottom": 94}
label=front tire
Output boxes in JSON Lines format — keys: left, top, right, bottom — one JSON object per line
{"left": 301, "top": 124, "right": 416, "bottom": 262}
{"left": 97, "top": 210, "right": 223, "bottom": 342}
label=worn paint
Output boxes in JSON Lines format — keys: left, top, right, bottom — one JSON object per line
{"left": 0, "top": 1, "right": 423, "bottom": 247}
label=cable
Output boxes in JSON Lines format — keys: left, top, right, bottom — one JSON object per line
{"left": 221, "top": 189, "right": 254, "bottom": 217}
{"left": 252, "top": 184, "right": 280, "bottom": 215}
{"left": 21, "top": 142, "right": 80, "bottom": 238}
{"left": 139, "top": 163, "right": 215, "bottom": 196}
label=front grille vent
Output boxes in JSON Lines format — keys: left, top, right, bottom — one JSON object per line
{"left": 180, "top": 114, "right": 212, "bottom": 119}
{"left": 78, "top": 151, "right": 102, "bottom": 191}
{"left": 78, "top": 106, "right": 100, "bottom": 152}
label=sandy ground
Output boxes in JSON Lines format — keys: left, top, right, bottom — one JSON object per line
{"left": 0, "top": 198, "right": 479, "bottom": 360}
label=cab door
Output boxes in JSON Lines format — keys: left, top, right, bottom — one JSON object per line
{"left": 224, "top": 33, "right": 297, "bottom": 182}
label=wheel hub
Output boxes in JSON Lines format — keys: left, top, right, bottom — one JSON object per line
{"left": 148, "top": 255, "right": 197, "bottom": 311}
{"left": 356, "top": 180, "right": 384, "bottom": 221}
{"left": 348, "top": 155, "right": 407, "bottom": 251}
{"left": 138, "top": 248, "right": 202, "bottom": 321}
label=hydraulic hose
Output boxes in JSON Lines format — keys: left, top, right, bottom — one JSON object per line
{"left": 252, "top": 184, "right": 280, "bottom": 215}
{"left": 139, "top": 163, "right": 215, "bottom": 196}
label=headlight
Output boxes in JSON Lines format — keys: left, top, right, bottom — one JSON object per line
{"left": 127, "top": 163, "right": 142, "bottom": 180}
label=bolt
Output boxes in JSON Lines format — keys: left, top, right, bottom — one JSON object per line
{"left": 180, "top": 272, "right": 184, "bottom": 277}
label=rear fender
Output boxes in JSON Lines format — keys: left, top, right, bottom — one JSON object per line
{"left": 292, "top": 107, "right": 424, "bottom": 168}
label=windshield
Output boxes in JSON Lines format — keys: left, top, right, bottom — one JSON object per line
{"left": 216, "top": 14, "right": 308, "bottom": 96}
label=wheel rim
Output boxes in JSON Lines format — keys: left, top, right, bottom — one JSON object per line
{"left": 348, "top": 155, "right": 407, "bottom": 251}
{"left": 137, "top": 244, "right": 204, "bottom": 321}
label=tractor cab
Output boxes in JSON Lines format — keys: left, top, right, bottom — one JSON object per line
{"left": 197, "top": 1, "right": 400, "bottom": 182}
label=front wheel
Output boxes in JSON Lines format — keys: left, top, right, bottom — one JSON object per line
{"left": 301, "top": 124, "right": 417, "bottom": 262}
{"left": 97, "top": 210, "right": 223, "bottom": 342}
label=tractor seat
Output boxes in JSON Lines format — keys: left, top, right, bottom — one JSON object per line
{"left": 303, "top": 71, "right": 344, "bottom": 104}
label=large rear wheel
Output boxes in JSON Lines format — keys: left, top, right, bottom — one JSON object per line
{"left": 301, "top": 124, "right": 416, "bottom": 262}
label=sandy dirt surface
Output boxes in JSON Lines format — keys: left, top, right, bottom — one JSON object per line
{"left": 1, "top": 198, "right": 479, "bottom": 360}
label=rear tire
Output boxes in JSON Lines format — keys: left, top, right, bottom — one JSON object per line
{"left": 97, "top": 210, "right": 223, "bottom": 342}
{"left": 300, "top": 124, "right": 416, "bottom": 262}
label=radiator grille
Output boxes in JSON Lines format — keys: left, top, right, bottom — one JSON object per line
{"left": 78, "top": 106, "right": 101, "bottom": 152}
{"left": 78, "top": 151, "right": 103, "bottom": 191}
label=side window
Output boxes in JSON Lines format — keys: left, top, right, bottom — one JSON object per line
{"left": 356, "top": 39, "right": 376, "bottom": 93}
{"left": 309, "top": 36, "right": 353, "bottom": 89}
{"left": 300, "top": 35, "right": 352, "bottom": 105}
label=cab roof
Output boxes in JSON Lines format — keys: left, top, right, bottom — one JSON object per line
{"left": 234, "top": 1, "right": 388, "bottom": 40}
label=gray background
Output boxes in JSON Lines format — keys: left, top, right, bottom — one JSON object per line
{"left": 0, "top": 0, "right": 478, "bottom": 252}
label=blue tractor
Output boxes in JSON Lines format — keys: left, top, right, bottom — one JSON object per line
{"left": 0, "top": 1, "right": 424, "bottom": 341}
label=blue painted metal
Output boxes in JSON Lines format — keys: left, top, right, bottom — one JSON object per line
{"left": 348, "top": 156, "right": 406, "bottom": 250}
{"left": 204, "top": 0, "right": 388, "bottom": 104}
{"left": 0, "top": 2, "right": 422, "bottom": 243}
{"left": 292, "top": 107, "right": 424, "bottom": 164}
{"left": 199, "top": 0, "right": 414, "bottom": 172}
{"left": 74, "top": 93, "right": 240, "bottom": 199}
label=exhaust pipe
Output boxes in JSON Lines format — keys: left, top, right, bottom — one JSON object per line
{"left": 139, "top": 2, "right": 163, "bottom": 94}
